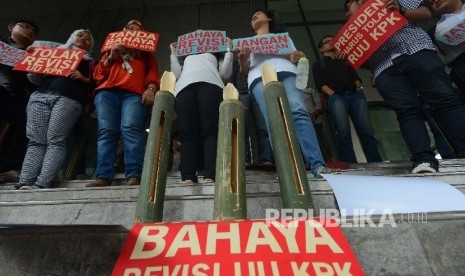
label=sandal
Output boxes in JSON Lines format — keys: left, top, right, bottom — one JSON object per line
{"left": 203, "top": 178, "right": 215, "bottom": 184}
{"left": 181, "top": 179, "right": 195, "bottom": 184}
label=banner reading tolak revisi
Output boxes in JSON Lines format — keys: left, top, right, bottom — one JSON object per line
{"left": 176, "top": 30, "right": 227, "bottom": 56}
{"left": 112, "top": 219, "right": 364, "bottom": 275}
{"left": 233, "top": 33, "right": 294, "bottom": 54}
{"left": 101, "top": 30, "right": 160, "bottom": 52}
{"left": 0, "top": 41, "right": 26, "bottom": 67}
{"left": 332, "top": 0, "right": 408, "bottom": 69}
{"left": 13, "top": 47, "right": 85, "bottom": 77}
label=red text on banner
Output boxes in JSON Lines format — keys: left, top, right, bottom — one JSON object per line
{"left": 13, "top": 47, "right": 85, "bottom": 77}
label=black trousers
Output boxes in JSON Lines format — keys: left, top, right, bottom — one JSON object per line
{"left": 174, "top": 82, "right": 222, "bottom": 181}
{"left": 0, "top": 86, "right": 28, "bottom": 172}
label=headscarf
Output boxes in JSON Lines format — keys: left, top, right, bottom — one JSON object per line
{"left": 58, "top": 29, "right": 94, "bottom": 60}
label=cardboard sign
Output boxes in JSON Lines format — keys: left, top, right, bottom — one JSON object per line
{"left": 176, "top": 30, "right": 227, "bottom": 56}
{"left": 101, "top": 30, "right": 160, "bottom": 53}
{"left": 332, "top": 0, "right": 408, "bottom": 69}
{"left": 233, "top": 33, "right": 294, "bottom": 55}
{"left": 13, "top": 47, "right": 85, "bottom": 77}
{"left": 0, "top": 41, "right": 26, "bottom": 67}
{"left": 112, "top": 219, "right": 364, "bottom": 276}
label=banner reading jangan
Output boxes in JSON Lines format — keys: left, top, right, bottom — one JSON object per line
{"left": 233, "top": 33, "right": 294, "bottom": 55}
{"left": 176, "top": 30, "right": 227, "bottom": 56}
{"left": 0, "top": 41, "right": 26, "bottom": 67}
{"left": 13, "top": 47, "right": 85, "bottom": 77}
{"left": 101, "top": 30, "right": 159, "bottom": 52}
{"left": 112, "top": 219, "right": 364, "bottom": 276}
{"left": 333, "top": 0, "right": 408, "bottom": 69}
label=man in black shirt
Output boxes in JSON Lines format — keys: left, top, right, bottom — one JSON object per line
{"left": 312, "top": 35, "right": 381, "bottom": 163}
{"left": 0, "top": 19, "right": 38, "bottom": 183}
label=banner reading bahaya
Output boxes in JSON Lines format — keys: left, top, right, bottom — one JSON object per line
{"left": 176, "top": 30, "right": 227, "bottom": 56}
{"left": 332, "top": 0, "right": 408, "bottom": 69}
{"left": 112, "top": 219, "right": 364, "bottom": 276}
{"left": 233, "top": 32, "right": 294, "bottom": 55}
{"left": 0, "top": 41, "right": 26, "bottom": 67}
{"left": 101, "top": 30, "right": 160, "bottom": 52}
{"left": 13, "top": 47, "right": 85, "bottom": 77}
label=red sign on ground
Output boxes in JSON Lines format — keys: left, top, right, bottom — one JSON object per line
{"left": 333, "top": 0, "right": 408, "bottom": 69}
{"left": 13, "top": 47, "right": 85, "bottom": 77}
{"left": 112, "top": 219, "right": 364, "bottom": 276}
{"left": 101, "top": 30, "right": 159, "bottom": 53}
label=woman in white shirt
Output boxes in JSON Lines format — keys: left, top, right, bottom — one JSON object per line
{"left": 238, "top": 9, "right": 331, "bottom": 178}
{"left": 170, "top": 37, "right": 233, "bottom": 184}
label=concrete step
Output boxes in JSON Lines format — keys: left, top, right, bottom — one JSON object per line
{"left": 1, "top": 160, "right": 465, "bottom": 226}
{"left": 1, "top": 160, "right": 465, "bottom": 275}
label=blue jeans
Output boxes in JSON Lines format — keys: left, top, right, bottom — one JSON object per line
{"left": 376, "top": 50, "right": 465, "bottom": 165}
{"left": 94, "top": 90, "right": 147, "bottom": 181}
{"left": 251, "top": 74, "right": 325, "bottom": 175}
{"left": 238, "top": 92, "right": 273, "bottom": 163}
{"left": 328, "top": 91, "right": 381, "bottom": 163}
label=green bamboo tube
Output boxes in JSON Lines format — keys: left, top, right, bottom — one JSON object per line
{"left": 213, "top": 83, "right": 247, "bottom": 220}
{"left": 262, "top": 65, "right": 313, "bottom": 209}
{"left": 135, "top": 72, "right": 176, "bottom": 223}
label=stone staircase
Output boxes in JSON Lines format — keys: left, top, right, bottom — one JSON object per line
{"left": 1, "top": 160, "right": 465, "bottom": 275}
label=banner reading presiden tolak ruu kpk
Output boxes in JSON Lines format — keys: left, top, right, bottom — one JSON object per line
{"left": 0, "top": 41, "right": 26, "bottom": 67}
{"left": 176, "top": 30, "right": 228, "bottom": 56}
{"left": 332, "top": 0, "right": 408, "bottom": 69}
{"left": 13, "top": 47, "right": 85, "bottom": 77}
{"left": 112, "top": 219, "right": 364, "bottom": 276}
{"left": 101, "top": 30, "right": 160, "bottom": 53}
{"left": 233, "top": 33, "right": 294, "bottom": 55}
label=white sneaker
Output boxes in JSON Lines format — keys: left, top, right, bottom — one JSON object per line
{"left": 411, "top": 162, "right": 438, "bottom": 174}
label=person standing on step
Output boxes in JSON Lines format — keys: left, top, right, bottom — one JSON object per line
{"left": 238, "top": 9, "right": 332, "bottom": 178}
{"left": 86, "top": 20, "right": 160, "bottom": 187}
{"left": 16, "top": 29, "right": 95, "bottom": 190}
{"left": 346, "top": 0, "right": 465, "bottom": 173}
{"left": 169, "top": 32, "right": 233, "bottom": 184}
{"left": 313, "top": 34, "right": 382, "bottom": 164}
{"left": 0, "top": 19, "right": 38, "bottom": 184}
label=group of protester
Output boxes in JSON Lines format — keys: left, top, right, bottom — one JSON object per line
{"left": 0, "top": 0, "right": 464, "bottom": 189}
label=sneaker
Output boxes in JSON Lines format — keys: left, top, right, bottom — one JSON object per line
{"left": 0, "top": 170, "right": 20, "bottom": 183}
{"left": 412, "top": 162, "right": 438, "bottom": 174}
{"left": 19, "top": 185, "right": 41, "bottom": 190}
{"left": 85, "top": 179, "right": 111, "bottom": 187}
{"left": 314, "top": 167, "right": 334, "bottom": 179}
{"left": 126, "top": 178, "right": 140, "bottom": 186}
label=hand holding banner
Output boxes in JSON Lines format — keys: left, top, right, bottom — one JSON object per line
{"left": 176, "top": 30, "right": 227, "bottom": 56}
{"left": 13, "top": 47, "right": 85, "bottom": 77}
{"left": 0, "top": 41, "right": 26, "bottom": 67}
{"left": 233, "top": 33, "right": 294, "bottom": 55}
{"left": 101, "top": 30, "right": 160, "bottom": 53}
{"left": 332, "top": 0, "right": 408, "bottom": 69}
